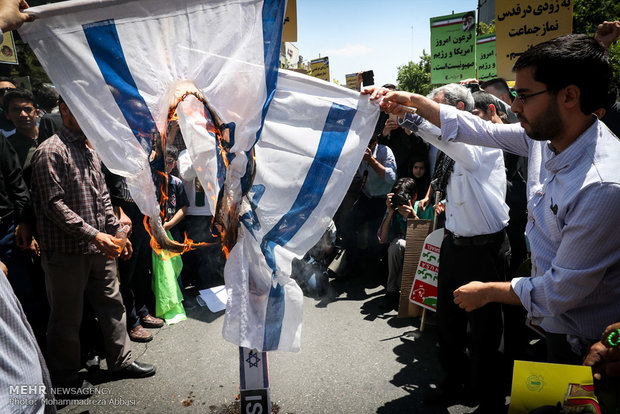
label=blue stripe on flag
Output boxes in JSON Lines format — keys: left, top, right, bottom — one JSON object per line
{"left": 260, "top": 102, "right": 357, "bottom": 350}
{"left": 239, "top": 347, "right": 246, "bottom": 389}
{"left": 83, "top": 19, "right": 158, "bottom": 154}
{"left": 253, "top": 0, "right": 286, "bottom": 147}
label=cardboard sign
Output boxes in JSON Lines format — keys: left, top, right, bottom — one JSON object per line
{"left": 509, "top": 360, "right": 599, "bottom": 414}
{"left": 398, "top": 219, "right": 432, "bottom": 318}
{"left": 495, "top": 0, "right": 573, "bottom": 80}
{"left": 409, "top": 228, "right": 444, "bottom": 312}
{"left": 430, "top": 11, "right": 476, "bottom": 83}
{"left": 476, "top": 34, "right": 497, "bottom": 81}
{"left": 345, "top": 73, "right": 358, "bottom": 90}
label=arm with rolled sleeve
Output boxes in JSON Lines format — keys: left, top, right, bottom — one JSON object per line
{"left": 512, "top": 183, "right": 620, "bottom": 324}
{"left": 32, "top": 145, "right": 99, "bottom": 242}
{"left": 400, "top": 112, "right": 482, "bottom": 171}
{"left": 374, "top": 145, "right": 397, "bottom": 184}
{"left": 439, "top": 104, "right": 531, "bottom": 157}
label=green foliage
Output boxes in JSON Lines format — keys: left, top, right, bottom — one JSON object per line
{"left": 397, "top": 51, "right": 432, "bottom": 95}
{"left": 477, "top": 21, "right": 496, "bottom": 35}
{"left": 573, "top": 0, "right": 620, "bottom": 95}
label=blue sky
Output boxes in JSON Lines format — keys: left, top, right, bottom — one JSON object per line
{"left": 294, "top": 0, "right": 479, "bottom": 87}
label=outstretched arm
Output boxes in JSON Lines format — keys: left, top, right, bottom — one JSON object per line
{"left": 0, "top": 0, "right": 34, "bottom": 32}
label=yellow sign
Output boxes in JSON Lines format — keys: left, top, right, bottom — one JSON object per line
{"left": 495, "top": 0, "right": 572, "bottom": 80}
{"left": 0, "top": 31, "right": 19, "bottom": 65}
{"left": 310, "top": 57, "right": 330, "bottom": 82}
{"left": 509, "top": 360, "right": 599, "bottom": 414}
{"left": 345, "top": 73, "right": 358, "bottom": 90}
{"left": 282, "top": 0, "right": 297, "bottom": 42}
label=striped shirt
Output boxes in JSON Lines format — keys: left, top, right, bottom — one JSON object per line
{"left": 440, "top": 104, "right": 620, "bottom": 341}
{"left": 31, "top": 126, "right": 120, "bottom": 254}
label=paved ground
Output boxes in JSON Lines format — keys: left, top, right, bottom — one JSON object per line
{"left": 56, "top": 269, "right": 482, "bottom": 414}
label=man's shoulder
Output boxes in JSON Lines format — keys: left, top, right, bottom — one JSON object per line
{"left": 34, "top": 134, "right": 67, "bottom": 158}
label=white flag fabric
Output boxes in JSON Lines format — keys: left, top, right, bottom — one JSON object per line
{"left": 20, "top": 0, "right": 379, "bottom": 352}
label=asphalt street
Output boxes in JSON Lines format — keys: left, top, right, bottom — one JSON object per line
{"left": 56, "top": 270, "right": 482, "bottom": 414}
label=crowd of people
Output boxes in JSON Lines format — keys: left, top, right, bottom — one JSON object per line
{"left": 0, "top": 0, "right": 619, "bottom": 412}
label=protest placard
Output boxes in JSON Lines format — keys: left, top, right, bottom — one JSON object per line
{"left": 0, "top": 31, "right": 18, "bottom": 65}
{"left": 495, "top": 0, "right": 573, "bottom": 80}
{"left": 409, "top": 228, "right": 444, "bottom": 312}
{"left": 310, "top": 57, "right": 330, "bottom": 82}
{"left": 476, "top": 34, "right": 497, "bottom": 81}
{"left": 430, "top": 11, "right": 476, "bottom": 84}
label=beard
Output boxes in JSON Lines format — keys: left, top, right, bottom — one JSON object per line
{"left": 520, "top": 98, "right": 563, "bottom": 142}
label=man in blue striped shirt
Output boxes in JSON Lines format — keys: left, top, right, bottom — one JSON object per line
{"left": 370, "top": 32, "right": 620, "bottom": 366}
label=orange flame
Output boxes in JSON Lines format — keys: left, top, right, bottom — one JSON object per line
{"left": 143, "top": 216, "right": 214, "bottom": 260}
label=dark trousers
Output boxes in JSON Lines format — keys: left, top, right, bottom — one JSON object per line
{"left": 117, "top": 202, "right": 153, "bottom": 330}
{"left": 179, "top": 215, "right": 224, "bottom": 289}
{"left": 437, "top": 231, "right": 510, "bottom": 404}
{"left": 42, "top": 252, "right": 133, "bottom": 381}
{"left": 341, "top": 194, "right": 387, "bottom": 264}
{"left": 0, "top": 218, "right": 48, "bottom": 346}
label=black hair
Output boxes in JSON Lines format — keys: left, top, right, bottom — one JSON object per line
{"left": 513, "top": 34, "right": 612, "bottom": 115}
{"left": 3, "top": 88, "right": 35, "bottom": 112}
{"left": 472, "top": 90, "right": 498, "bottom": 112}
{"left": 166, "top": 145, "right": 179, "bottom": 160}
{"left": 382, "top": 84, "right": 397, "bottom": 90}
{"left": 34, "top": 84, "right": 59, "bottom": 112}
{"left": 480, "top": 77, "right": 513, "bottom": 101}
{"left": 391, "top": 177, "right": 417, "bottom": 199}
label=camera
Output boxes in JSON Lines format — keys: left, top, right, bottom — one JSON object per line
{"left": 391, "top": 192, "right": 411, "bottom": 208}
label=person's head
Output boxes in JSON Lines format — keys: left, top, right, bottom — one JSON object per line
{"left": 0, "top": 77, "right": 16, "bottom": 107}
{"left": 472, "top": 90, "right": 502, "bottom": 122}
{"left": 165, "top": 145, "right": 179, "bottom": 174}
{"left": 461, "top": 11, "right": 475, "bottom": 31}
{"left": 410, "top": 158, "right": 427, "bottom": 179}
{"left": 511, "top": 34, "right": 613, "bottom": 142}
{"left": 58, "top": 95, "right": 83, "bottom": 135}
{"left": 480, "top": 78, "right": 513, "bottom": 105}
{"left": 429, "top": 83, "right": 475, "bottom": 112}
{"left": 390, "top": 177, "right": 417, "bottom": 210}
{"left": 3, "top": 88, "right": 38, "bottom": 136}
{"left": 34, "top": 84, "right": 59, "bottom": 113}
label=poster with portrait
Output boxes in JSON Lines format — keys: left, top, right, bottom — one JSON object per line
{"left": 430, "top": 11, "right": 476, "bottom": 84}
{"left": 0, "top": 31, "right": 19, "bottom": 65}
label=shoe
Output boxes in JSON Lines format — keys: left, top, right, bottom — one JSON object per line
{"left": 85, "top": 350, "right": 100, "bottom": 373}
{"left": 129, "top": 325, "right": 153, "bottom": 342}
{"left": 113, "top": 361, "right": 156, "bottom": 379}
{"left": 141, "top": 314, "right": 164, "bottom": 328}
{"left": 379, "top": 291, "right": 400, "bottom": 310}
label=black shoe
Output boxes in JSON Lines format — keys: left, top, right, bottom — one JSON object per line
{"left": 85, "top": 350, "right": 100, "bottom": 373}
{"left": 113, "top": 361, "right": 156, "bottom": 379}
{"left": 378, "top": 291, "right": 400, "bottom": 310}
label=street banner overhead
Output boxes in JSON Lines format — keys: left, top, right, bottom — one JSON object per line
{"left": 20, "top": 0, "right": 379, "bottom": 352}
{"left": 310, "top": 57, "right": 330, "bottom": 82}
{"left": 430, "top": 11, "right": 476, "bottom": 84}
{"left": 476, "top": 34, "right": 497, "bottom": 81}
{"left": 495, "top": 0, "right": 573, "bottom": 80}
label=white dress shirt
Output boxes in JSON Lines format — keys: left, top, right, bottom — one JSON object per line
{"left": 440, "top": 104, "right": 620, "bottom": 342}
{"left": 400, "top": 112, "right": 509, "bottom": 238}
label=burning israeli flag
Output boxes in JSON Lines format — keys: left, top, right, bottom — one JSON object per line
{"left": 20, "top": 0, "right": 378, "bottom": 352}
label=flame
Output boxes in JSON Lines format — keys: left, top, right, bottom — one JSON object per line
{"left": 143, "top": 216, "right": 214, "bottom": 260}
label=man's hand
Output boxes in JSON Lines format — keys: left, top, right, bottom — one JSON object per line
{"left": 385, "top": 193, "right": 395, "bottom": 212}
{"left": 120, "top": 239, "right": 133, "bottom": 261}
{"left": 595, "top": 20, "right": 620, "bottom": 50}
{"left": 362, "top": 88, "right": 412, "bottom": 117}
{"left": 0, "top": 0, "right": 35, "bottom": 32}
{"left": 30, "top": 238, "right": 40, "bottom": 256}
{"left": 93, "top": 232, "right": 123, "bottom": 258}
{"left": 14, "top": 221, "right": 32, "bottom": 250}
{"left": 396, "top": 203, "right": 417, "bottom": 219}
{"left": 382, "top": 118, "right": 399, "bottom": 136}
{"left": 453, "top": 281, "right": 490, "bottom": 312}
{"left": 434, "top": 201, "right": 445, "bottom": 215}
{"left": 418, "top": 197, "right": 430, "bottom": 210}
{"left": 584, "top": 340, "right": 620, "bottom": 380}
{"left": 362, "top": 147, "right": 373, "bottom": 163}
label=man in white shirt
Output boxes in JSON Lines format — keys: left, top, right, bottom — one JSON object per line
{"left": 394, "top": 84, "right": 510, "bottom": 413}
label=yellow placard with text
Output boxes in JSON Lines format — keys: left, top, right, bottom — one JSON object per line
{"left": 282, "top": 0, "right": 297, "bottom": 42}
{"left": 0, "top": 31, "right": 19, "bottom": 65}
{"left": 509, "top": 360, "right": 599, "bottom": 414}
{"left": 310, "top": 57, "right": 330, "bottom": 82}
{"left": 495, "top": 0, "right": 572, "bottom": 81}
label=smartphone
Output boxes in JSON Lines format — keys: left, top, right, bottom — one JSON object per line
{"left": 362, "top": 70, "right": 374, "bottom": 87}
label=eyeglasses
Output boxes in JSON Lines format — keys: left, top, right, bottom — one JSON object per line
{"left": 514, "top": 89, "right": 548, "bottom": 105}
{"left": 9, "top": 106, "right": 35, "bottom": 115}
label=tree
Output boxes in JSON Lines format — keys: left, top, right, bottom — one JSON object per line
{"left": 573, "top": 0, "right": 620, "bottom": 94}
{"left": 397, "top": 51, "right": 432, "bottom": 95}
